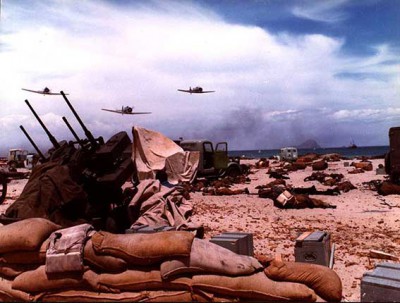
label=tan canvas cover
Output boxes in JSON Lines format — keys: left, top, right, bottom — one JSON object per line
{"left": 128, "top": 179, "right": 200, "bottom": 231}
{"left": 132, "top": 126, "right": 199, "bottom": 184}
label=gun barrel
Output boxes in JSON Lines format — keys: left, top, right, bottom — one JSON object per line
{"left": 24, "top": 100, "right": 60, "bottom": 149}
{"left": 62, "top": 116, "right": 85, "bottom": 148}
{"left": 19, "top": 125, "right": 46, "bottom": 161}
{"left": 60, "top": 91, "right": 98, "bottom": 148}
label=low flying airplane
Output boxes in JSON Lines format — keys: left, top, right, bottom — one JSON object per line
{"left": 21, "top": 87, "right": 68, "bottom": 95}
{"left": 177, "top": 86, "right": 215, "bottom": 94}
{"left": 101, "top": 106, "right": 151, "bottom": 115}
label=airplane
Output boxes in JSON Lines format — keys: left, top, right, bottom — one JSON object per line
{"left": 101, "top": 106, "right": 151, "bottom": 115}
{"left": 177, "top": 86, "right": 215, "bottom": 94}
{"left": 21, "top": 87, "right": 68, "bottom": 95}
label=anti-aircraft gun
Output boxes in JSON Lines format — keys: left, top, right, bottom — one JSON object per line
{"left": 4, "top": 92, "right": 135, "bottom": 232}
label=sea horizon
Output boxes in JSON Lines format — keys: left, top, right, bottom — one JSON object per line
{"left": 229, "top": 145, "right": 389, "bottom": 159}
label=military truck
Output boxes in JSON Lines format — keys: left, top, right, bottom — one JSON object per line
{"left": 178, "top": 139, "right": 242, "bottom": 178}
{"left": 279, "top": 147, "right": 298, "bottom": 161}
{"left": 385, "top": 127, "right": 400, "bottom": 183}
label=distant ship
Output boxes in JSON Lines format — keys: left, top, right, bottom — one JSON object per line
{"left": 348, "top": 138, "right": 358, "bottom": 149}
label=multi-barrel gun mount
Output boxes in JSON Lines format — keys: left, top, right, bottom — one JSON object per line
{"left": 20, "top": 91, "right": 134, "bottom": 198}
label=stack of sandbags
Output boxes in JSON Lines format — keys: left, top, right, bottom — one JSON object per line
{"left": 39, "top": 232, "right": 318, "bottom": 302}
{"left": 0, "top": 218, "right": 61, "bottom": 301}
{"left": 0, "top": 219, "right": 342, "bottom": 302}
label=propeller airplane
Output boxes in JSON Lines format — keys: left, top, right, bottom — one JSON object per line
{"left": 21, "top": 87, "right": 68, "bottom": 95}
{"left": 101, "top": 106, "right": 151, "bottom": 115}
{"left": 177, "top": 86, "right": 215, "bottom": 94}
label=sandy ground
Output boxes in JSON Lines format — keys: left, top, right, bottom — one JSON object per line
{"left": 189, "top": 158, "right": 400, "bottom": 302}
{"left": 1, "top": 158, "right": 399, "bottom": 302}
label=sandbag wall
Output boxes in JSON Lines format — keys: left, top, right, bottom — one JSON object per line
{"left": 0, "top": 218, "right": 341, "bottom": 302}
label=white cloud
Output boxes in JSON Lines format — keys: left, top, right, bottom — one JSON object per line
{"left": 291, "top": 0, "right": 350, "bottom": 23}
{"left": 0, "top": 0, "right": 398, "bottom": 152}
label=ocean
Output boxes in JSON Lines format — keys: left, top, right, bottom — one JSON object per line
{"left": 229, "top": 145, "right": 389, "bottom": 159}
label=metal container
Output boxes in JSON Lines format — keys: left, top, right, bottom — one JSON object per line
{"left": 210, "top": 232, "right": 254, "bottom": 256}
{"left": 295, "top": 231, "right": 331, "bottom": 267}
{"left": 361, "top": 262, "right": 400, "bottom": 302}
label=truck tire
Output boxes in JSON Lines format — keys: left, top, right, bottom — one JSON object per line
{"left": 225, "top": 165, "right": 241, "bottom": 178}
{"left": 0, "top": 175, "right": 7, "bottom": 205}
{"left": 7, "top": 161, "right": 17, "bottom": 172}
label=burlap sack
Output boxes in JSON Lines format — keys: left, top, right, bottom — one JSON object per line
{"left": 160, "top": 238, "right": 262, "bottom": 279}
{"left": 84, "top": 268, "right": 192, "bottom": 293}
{"left": 192, "top": 271, "right": 317, "bottom": 302}
{"left": 0, "top": 263, "right": 39, "bottom": 279}
{"left": 264, "top": 259, "right": 342, "bottom": 302}
{"left": 0, "top": 277, "right": 31, "bottom": 302}
{"left": 0, "top": 218, "right": 60, "bottom": 253}
{"left": 34, "top": 289, "right": 194, "bottom": 302}
{"left": 91, "top": 231, "right": 194, "bottom": 265}
{"left": 12, "top": 265, "right": 88, "bottom": 293}
{"left": 83, "top": 238, "right": 127, "bottom": 273}
{"left": 0, "top": 238, "right": 49, "bottom": 264}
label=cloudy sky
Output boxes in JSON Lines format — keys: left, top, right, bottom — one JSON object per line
{"left": 0, "top": 0, "right": 399, "bottom": 154}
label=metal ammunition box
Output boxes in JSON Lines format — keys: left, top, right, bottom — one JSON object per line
{"left": 210, "top": 232, "right": 254, "bottom": 256}
{"left": 361, "top": 263, "right": 400, "bottom": 302}
{"left": 125, "top": 225, "right": 175, "bottom": 234}
{"left": 295, "top": 231, "right": 331, "bottom": 266}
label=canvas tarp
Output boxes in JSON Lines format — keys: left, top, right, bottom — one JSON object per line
{"left": 128, "top": 179, "right": 200, "bottom": 232}
{"left": 132, "top": 126, "right": 199, "bottom": 185}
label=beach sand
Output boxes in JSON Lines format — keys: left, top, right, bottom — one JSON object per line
{"left": 1, "top": 158, "right": 399, "bottom": 301}
{"left": 189, "top": 158, "right": 400, "bottom": 302}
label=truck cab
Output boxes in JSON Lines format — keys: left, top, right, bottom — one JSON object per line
{"left": 179, "top": 140, "right": 240, "bottom": 178}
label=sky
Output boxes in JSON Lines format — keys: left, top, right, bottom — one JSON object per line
{"left": 0, "top": 0, "right": 399, "bottom": 155}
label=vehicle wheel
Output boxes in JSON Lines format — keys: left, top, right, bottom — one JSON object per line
{"left": 7, "top": 161, "right": 17, "bottom": 172}
{"left": 225, "top": 165, "right": 241, "bottom": 178}
{"left": 0, "top": 175, "right": 7, "bottom": 205}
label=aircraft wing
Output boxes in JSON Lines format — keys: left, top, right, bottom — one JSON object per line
{"left": 177, "top": 89, "right": 191, "bottom": 93}
{"left": 198, "top": 91, "right": 215, "bottom": 93}
{"left": 101, "top": 108, "right": 123, "bottom": 114}
{"left": 21, "top": 88, "right": 68, "bottom": 95}
{"left": 102, "top": 109, "right": 151, "bottom": 115}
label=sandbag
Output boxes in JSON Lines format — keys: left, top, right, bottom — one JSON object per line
{"left": 264, "top": 259, "right": 342, "bottom": 302}
{"left": 378, "top": 181, "right": 400, "bottom": 196}
{"left": 0, "top": 263, "right": 39, "bottom": 279}
{"left": 353, "top": 161, "right": 373, "bottom": 171}
{"left": 84, "top": 268, "right": 192, "bottom": 293}
{"left": 0, "top": 218, "right": 60, "bottom": 253}
{"left": 312, "top": 160, "right": 328, "bottom": 171}
{"left": 0, "top": 277, "right": 31, "bottom": 302}
{"left": 12, "top": 265, "right": 88, "bottom": 293}
{"left": 0, "top": 238, "right": 49, "bottom": 264}
{"left": 161, "top": 238, "right": 262, "bottom": 279}
{"left": 83, "top": 238, "right": 127, "bottom": 273}
{"left": 192, "top": 271, "right": 317, "bottom": 302}
{"left": 91, "top": 231, "right": 194, "bottom": 265}
{"left": 34, "top": 289, "right": 194, "bottom": 302}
